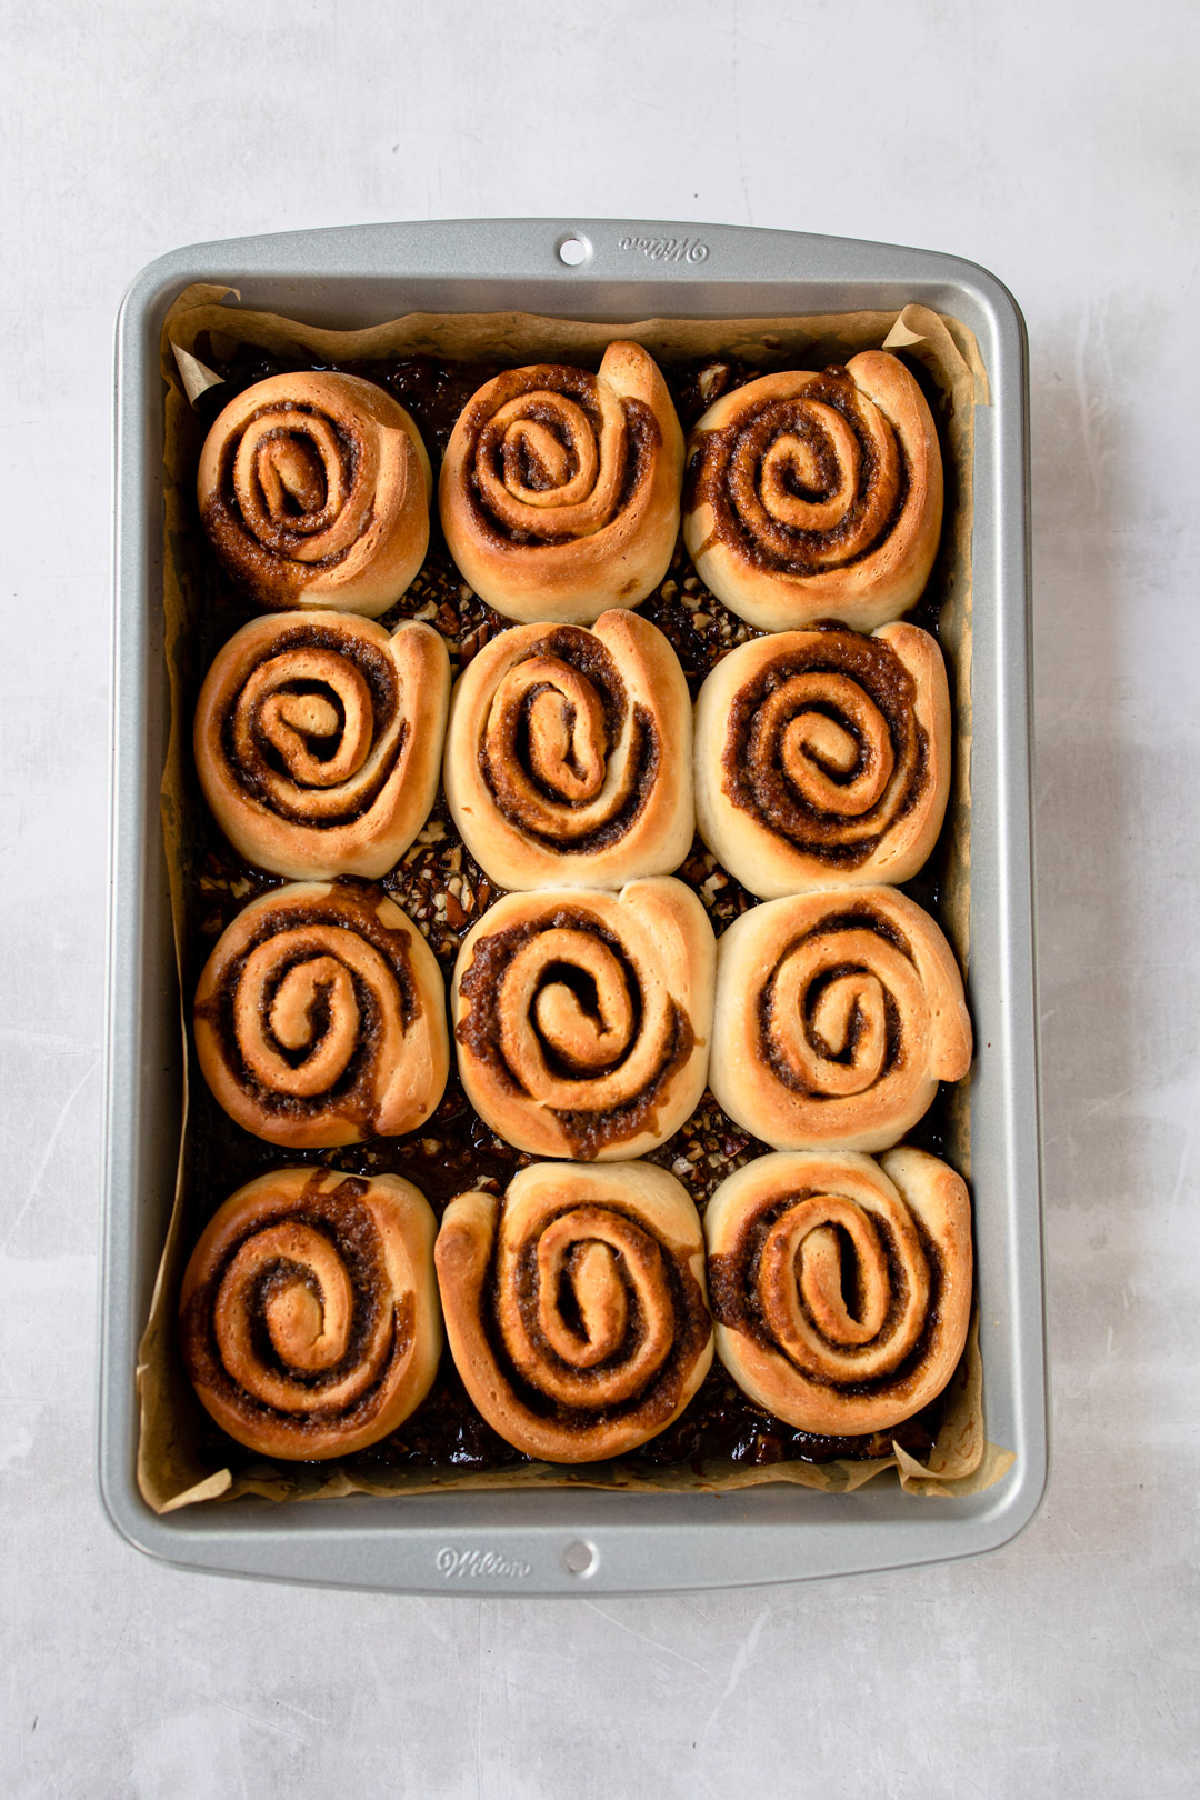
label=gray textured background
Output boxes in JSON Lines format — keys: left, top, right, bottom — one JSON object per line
{"left": 3, "top": 1, "right": 1197, "bottom": 1793}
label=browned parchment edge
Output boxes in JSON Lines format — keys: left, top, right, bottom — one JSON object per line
{"left": 138, "top": 285, "right": 1012, "bottom": 1511}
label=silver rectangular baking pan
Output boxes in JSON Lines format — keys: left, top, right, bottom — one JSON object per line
{"left": 102, "top": 218, "right": 1044, "bottom": 1594}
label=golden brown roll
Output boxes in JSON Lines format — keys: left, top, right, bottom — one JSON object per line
{"left": 438, "top": 342, "right": 683, "bottom": 624}
{"left": 194, "top": 611, "right": 450, "bottom": 879}
{"left": 683, "top": 352, "right": 942, "bottom": 632}
{"left": 443, "top": 611, "right": 693, "bottom": 890}
{"left": 193, "top": 882, "right": 448, "bottom": 1148}
{"left": 452, "top": 879, "right": 714, "bottom": 1159}
{"left": 694, "top": 623, "right": 950, "bottom": 895}
{"left": 198, "top": 371, "right": 431, "bottom": 616}
{"left": 435, "top": 1161, "right": 712, "bottom": 1462}
{"left": 710, "top": 887, "right": 971, "bottom": 1151}
{"left": 705, "top": 1148, "right": 971, "bottom": 1435}
{"left": 179, "top": 1167, "right": 440, "bottom": 1460}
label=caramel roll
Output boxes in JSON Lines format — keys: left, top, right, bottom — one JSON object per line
{"left": 180, "top": 1168, "right": 440, "bottom": 1460}
{"left": 683, "top": 352, "right": 942, "bottom": 632}
{"left": 710, "top": 887, "right": 971, "bottom": 1152}
{"left": 705, "top": 1149, "right": 971, "bottom": 1435}
{"left": 438, "top": 342, "right": 683, "bottom": 624}
{"left": 444, "top": 611, "right": 692, "bottom": 890}
{"left": 694, "top": 624, "right": 950, "bottom": 896}
{"left": 193, "top": 882, "right": 448, "bottom": 1148}
{"left": 452, "top": 879, "right": 715, "bottom": 1159}
{"left": 198, "top": 371, "right": 431, "bottom": 616}
{"left": 435, "top": 1161, "right": 712, "bottom": 1462}
{"left": 195, "top": 612, "right": 449, "bottom": 879}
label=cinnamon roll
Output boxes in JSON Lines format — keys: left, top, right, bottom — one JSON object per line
{"left": 194, "top": 612, "right": 450, "bottom": 879}
{"left": 694, "top": 624, "right": 950, "bottom": 895}
{"left": 198, "top": 372, "right": 431, "bottom": 616}
{"left": 438, "top": 342, "right": 683, "bottom": 624}
{"left": 705, "top": 1149, "right": 972, "bottom": 1435}
{"left": 435, "top": 1161, "right": 712, "bottom": 1462}
{"left": 709, "top": 887, "right": 971, "bottom": 1151}
{"left": 683, "top": 352, "right": 942, "bottom": 632}
{"left": 452, "top": 879, "right": 715, "bottom": 1159}
{"left": 193, "top": 882, "right": 448, "bottom": 1147}
{"left": 443, "top": 611, "right": 692, "bottom": 890}
{"left": 179, "top": 1168, "right": 440, "bottom": 1460}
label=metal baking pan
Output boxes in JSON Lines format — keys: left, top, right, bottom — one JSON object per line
{"left": 101, "top": 218, "right": 1044, "bottom": 1594}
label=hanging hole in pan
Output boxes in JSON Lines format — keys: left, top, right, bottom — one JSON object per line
{"left": 563, "top": 1538, "right": 597, "bottom": 1577}
{"left": 557, "top": 234, "right": 591, "bottom": 268}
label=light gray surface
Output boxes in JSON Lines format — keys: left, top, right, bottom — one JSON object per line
{"left": 3, "top": 0, "right": 1197, "bottom": 1792}
{"left": 103, "top": 219, "right": 1042, "bottom": 1595}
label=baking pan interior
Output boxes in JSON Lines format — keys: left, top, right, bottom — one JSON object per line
{"left": 103, "top": 221, "right": 1045, "bottom": 1593}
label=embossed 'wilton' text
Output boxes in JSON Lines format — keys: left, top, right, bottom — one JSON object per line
{"left": 618, "top": 235, "right": 710, "bottom": 264}
{"left": 436, "top": 1546, "right": 532, "bottom": 1580}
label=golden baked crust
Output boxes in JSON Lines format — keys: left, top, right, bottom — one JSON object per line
{"left": 443, "top": 610, "right": 693, "bottom": 890}
{"left": 179, "top": 1167, "right": 440, "bottom": 1460}
{"left": 194, "top": 611, "right": 449, "bottom": 879}
{"left": 197, "top": 371, "right": 431, "bottom": 615}
{"left": 694, "top": 623, "right": 950, "bottom": 896}
{"left": 683, "top": 351, "right": 942, "bottom": 631}
{"left": 709, "top": 886, "right": 971, "bottom": 1151}
{"left": 193, "top": 882, "right": 448, "bottom": 1148}
{"left": 452, "top": 878, "right": 715, "bottom": 1159}
{"left": 438, "top": 342, "right": 683, "bottom": 623}
{"left": 705, "top": 1148, "right": 971, "bottom": 1434}
{"left": 434, "top": 1161, "right": 713, "bottom": 1462}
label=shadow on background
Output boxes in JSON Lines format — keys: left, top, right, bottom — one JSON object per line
{"left": 1028, "top": 297, "right": 1196, "bottom": 1550}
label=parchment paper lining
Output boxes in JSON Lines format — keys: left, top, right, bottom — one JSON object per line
{"left": 138, "top": 285, "right": 1011, "bottom": 1511}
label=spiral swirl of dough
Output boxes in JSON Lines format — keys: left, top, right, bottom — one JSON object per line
{"left": 453, "top": 879, "right": 715, "bottom": 1159}
{"left": 198, "top": 371, "right": 431, "bottom": 616}
{"left": 694, "top": 624, "right": 950, "bottom": 896}
{"left": 193, "top": 882, "right": 448, "bottom": 1148}
{"left": 434, "top": 1161, "right": 712, "bottom": 1462}
{"left": 195, "top": 612, "right": 449, "bottom": 879}
{"left": 444, "top": 611, "right": 692, "bottom": 889}
{"left": 710, "top": 887, "right": 971, "bottom": 1152}
{"left": 179, "top": 1168, "right": 441, "bottom": 1460}
{"left": 683, "top": 352, "right": 942, "bottom": 632}
{"left": 704, "top": 1149, "right": 972, "bottom": 1435}
{"left": 439, "top": 342, "right": 683, "bottom": 624}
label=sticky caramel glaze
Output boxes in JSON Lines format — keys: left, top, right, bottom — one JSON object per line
{"left": 178, "top": 339, "right": 963, "bottom": 1473}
